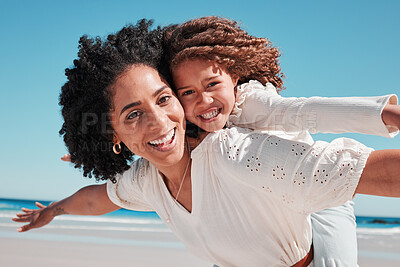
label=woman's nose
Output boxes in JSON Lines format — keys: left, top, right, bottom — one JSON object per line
{"left": 146, "top": 108, "right": 167, "bottom": 129}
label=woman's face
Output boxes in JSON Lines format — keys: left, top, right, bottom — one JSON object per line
{"left": 110, "top": 65, "right": 186, "bottom": 168}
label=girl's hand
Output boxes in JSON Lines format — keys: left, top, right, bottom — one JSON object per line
{"left": 61, "top": 154, "right": 71, "bottom": 162}
{"left": 382, "top": 103, "right": 400, "bottom": 130}
{"left": 12, "top": 202, "right": 56, "bottom": 232}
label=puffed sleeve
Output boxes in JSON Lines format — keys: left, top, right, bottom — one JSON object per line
{"left": 228, "top": 80, "right": 398, "bottom": 138}
{"left": 107, "top": 158, "right": 154, "bottom": 211}
{"left": 214, "top": 127, "right": 374, "bottom": 214}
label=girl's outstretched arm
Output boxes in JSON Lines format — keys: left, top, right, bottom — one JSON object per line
{"left": 356, "top": 149, "right": 400, "bottom": 197}
{"left": 12, "top": 184, "right": 120, "bottom": 232}
{"left": 229, "top": 81, "right": 399, "bottom": 137}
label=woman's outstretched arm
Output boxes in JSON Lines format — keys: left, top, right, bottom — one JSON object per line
{"left": 12, "top": 184, "right": 120, "bottom": 232}
{"left": 356, "top": 149, "right": 400, "bottom": 197}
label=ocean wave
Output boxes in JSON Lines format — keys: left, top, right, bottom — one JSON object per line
{"left": 0, "top": 222, "right": 170, "bottom": 233}
{"left": 357, "top": 227, "right": 400, "bottom": 235}
{"left": 1, "top": 211, "right": 163, "bottom": 225}
{"left": 52, "top": 215, "right": 164, "bottom": 225}
{"left": 0, "top": 203, "right": 19, "bottom": 209}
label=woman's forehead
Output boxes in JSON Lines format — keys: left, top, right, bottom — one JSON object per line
{"left": 113, "top": 65, "right": 167, "bottom": 97}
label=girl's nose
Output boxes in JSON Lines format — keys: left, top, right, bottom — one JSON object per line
{"left": 199, "top": 92, "right": 213, "bottom": 106}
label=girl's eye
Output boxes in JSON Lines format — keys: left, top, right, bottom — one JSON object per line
{"left": 207, "top": 82, "right": 218, "bottom": 88}
{"left": 181, "top": 90, "right": 195, "bottom": 96}
{"left": 159, "top": 95, "right": 171, "bottom": 104}
{"left": 127, "top": 110, "right": 143, "bottom": 120}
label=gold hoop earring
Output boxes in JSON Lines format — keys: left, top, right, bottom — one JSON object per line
{"left": 113, "top": 143, "right": 122, "bottom": 154}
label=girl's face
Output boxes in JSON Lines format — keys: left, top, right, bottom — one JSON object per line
{"left": 172, "top": 59, "right": 237, "bottom": 132}
{"left": 110, "top": 65, "right": 186, "bottom": 168}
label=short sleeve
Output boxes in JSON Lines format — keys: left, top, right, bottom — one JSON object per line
{"left": 107, "top": 158, "right": 154, "bottom": 211}
{"left": 212, "top": 128, "right": 374, "bottom": 214}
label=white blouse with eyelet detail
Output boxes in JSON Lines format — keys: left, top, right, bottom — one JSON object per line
{"left": 107, "top": 127, "right": 373, "bottom": 267}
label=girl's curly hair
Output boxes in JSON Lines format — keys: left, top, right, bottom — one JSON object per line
{"left": 59, "top": 19, "right": 166, "bottom": 182}
{"left": 163, "top": 16, "right": 284, "bottom": 90}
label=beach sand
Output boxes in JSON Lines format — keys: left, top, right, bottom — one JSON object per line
{"left": 357, "top": 229, "right": 400, "bottom": 267}
{"left": 0, "top": 225, "right": 211, "bottom": 267}
{"left": 1, "top": 224, "right": 400, "bottom": 266}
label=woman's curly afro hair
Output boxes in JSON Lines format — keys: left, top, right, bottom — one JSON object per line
{"left": 59, "top": 19, "right": 166, "bottom": 182}
{"left": 163, "top": 16, "right": 284, "bottom": 90}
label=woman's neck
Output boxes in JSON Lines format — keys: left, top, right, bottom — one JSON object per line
{"left": 156, "top": 132, "right": 208, "bottom": 192}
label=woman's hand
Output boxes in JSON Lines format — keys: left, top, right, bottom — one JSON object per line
{"left": 382, "top": 102, "right": 400, "bottom": 130}
{"left": 12, "top": 185, "right": 119, "bottom": 233}
{"left": 12, "top": 202, "right": 57, "bottom": 232}
{"left": 61, "top": 154, "right": 71, "bottom": 162}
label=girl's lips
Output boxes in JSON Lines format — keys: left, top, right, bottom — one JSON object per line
{"left": 197, "top": 108, "right": 222, "bottom": 122}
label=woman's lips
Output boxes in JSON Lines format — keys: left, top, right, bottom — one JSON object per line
{"left": 148, "top": 128, "right": 177, "bottom": 152}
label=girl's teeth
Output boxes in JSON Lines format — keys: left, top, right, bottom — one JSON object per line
{"left": 149, "top": 129, "right": 175, "bottom": 145}
{"left": 200, "top": 110, "right": 219, "bottom": 119}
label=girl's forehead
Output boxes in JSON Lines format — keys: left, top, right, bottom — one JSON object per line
{"left": 173, "top": 59, "right": 224, "bottom": 75}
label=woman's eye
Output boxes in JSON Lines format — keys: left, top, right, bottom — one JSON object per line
{"left": 181, "top": 90, "right": 194, "bottom": 96}
{"left": 207, "top": 82, "right": 218, "bottom": 88}
{"left": 127, "top": 110, "right": 143, "bottom": 120}
{"left": 159, "top": 95, "right": 171, "bottom": 104}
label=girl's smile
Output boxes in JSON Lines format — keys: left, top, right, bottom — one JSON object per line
{"left": 172, "top": 59, "right": 237, "bottom": 132}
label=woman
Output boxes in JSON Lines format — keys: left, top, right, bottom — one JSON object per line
{"left": 14, "top": 20, "right": 400, "bottom": 266}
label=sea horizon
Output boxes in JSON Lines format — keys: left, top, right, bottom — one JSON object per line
{"left": 2, "top": 197, "right": 400, "bottom": 230}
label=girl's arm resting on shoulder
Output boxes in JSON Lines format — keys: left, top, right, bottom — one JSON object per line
{"left": 12, "top": 184, "right": 120, "bottom": 232}
{"left": 229, "top": 81, "right": 399, "bottom": 137}
{"left": 355, "top": 149, "right": 400, "bottom": 197}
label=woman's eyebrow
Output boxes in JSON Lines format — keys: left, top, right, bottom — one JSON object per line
{"left": 119, "top": 86, "right": 168, "bottom": 116}
{"left": 120, "top": 101, "right": 141, "bottom": 116}
{"left": 152, "top": 85, "right": 168, "bottom": 97}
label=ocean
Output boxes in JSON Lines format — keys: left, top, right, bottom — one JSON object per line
{"left": 1, "top": 197, "right": 400, "bottom": 247}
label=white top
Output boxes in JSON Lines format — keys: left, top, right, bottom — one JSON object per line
{"left": 108, "top": 128, "right": 373, "bottom": 266}
{"left": 107, "top": 83, "right": 398, "bottom": 266}
{"left": 228, "top": 80, "right": 398, "bottom": 142}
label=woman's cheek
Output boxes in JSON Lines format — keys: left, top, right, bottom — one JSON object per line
{"left": 125, "top": 142, "right": 142, "bottom": 156}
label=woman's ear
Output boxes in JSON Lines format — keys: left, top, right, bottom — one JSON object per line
{"left": 112, "top": 132, "right": 121, "bottom": 144}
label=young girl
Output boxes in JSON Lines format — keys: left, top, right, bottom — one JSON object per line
{"left": 163, "top": 16, "right": 400, "bottom": 266}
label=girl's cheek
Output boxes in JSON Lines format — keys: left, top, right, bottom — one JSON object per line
{"left": 184, "top": 104, "right": 195, "bottom": 115}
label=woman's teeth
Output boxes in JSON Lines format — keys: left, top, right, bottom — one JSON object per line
{"left": 200, "top": 109, "right": 220, "bottom": 119}
{"left": 148, "top": 129, "right": 175, "bottom": 146}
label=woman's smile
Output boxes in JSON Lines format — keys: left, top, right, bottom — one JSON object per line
{"left": 110, "top": 65, "right": 187, "bottom": 167}
{"left": 148, "top": 127, "right": 177, "bottom": 152}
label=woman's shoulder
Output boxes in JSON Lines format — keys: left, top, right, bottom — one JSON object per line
{"left": 114, "top": 157, "right": 153, "bottom": 185}
{"left": 107, "top": 157, "right": 155, "bottom": 211}
{"left": 190, "top": 127, "right": 263, "bottom": 157}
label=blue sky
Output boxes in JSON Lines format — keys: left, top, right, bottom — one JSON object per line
{"left": 0, "top": 0, "right": 399, "bottom": 217}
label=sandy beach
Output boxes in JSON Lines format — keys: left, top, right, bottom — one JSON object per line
{"left": 0, "top": 224, "right": 211, "bottom": 267}
{"left": 1, "top": 222, "right": 400, "bottom": 267}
